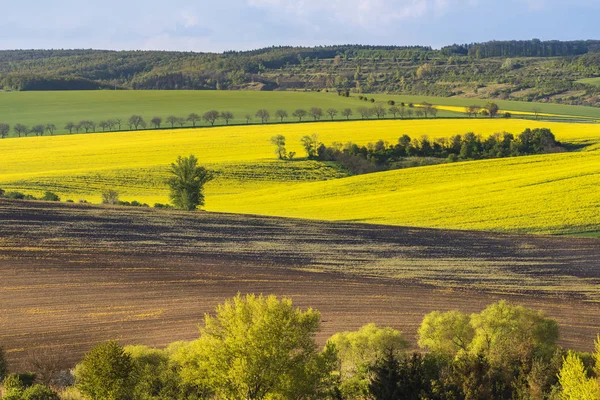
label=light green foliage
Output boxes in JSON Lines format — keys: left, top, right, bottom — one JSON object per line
{"left": 167, "top": 155, "right": 213, "bottom": 210}
{"left": 75, "top": 341, "right": 135, "bottom": 400}
{"left": 21, "top": 384, "right": 60, "bottom": 400}
{"left": 418, "top": 310, "right": 474, "bottom": 356}
{"left": 327, "top": 324, "right": 409, "bottom": 399}
{"left": 558, "top": 352, "right": 600, "bottom": 400}
{"left": 469, "top": 301, "right": 559, "bottom": 367}
{"left": 595, "top": 336, "right": 600, "bottom": 376}
{"left": 173, "top": 294, "right": 333, "bottom": 400}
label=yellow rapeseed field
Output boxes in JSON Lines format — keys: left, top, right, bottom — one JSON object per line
{"left": 1, "top": 119, "right": 599, "bottom": 233}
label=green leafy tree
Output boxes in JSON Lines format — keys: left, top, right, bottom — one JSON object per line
{"left": 173, "top": 294, "right": 335, "bottom": 400}
{"left": 328, "top": 324, "right": 409, "bottom": 399}
{"left": 75, "top": 341, "right": 135, "bottom": 400}
{"left": 558, "top": 352, "right": 600, "bottom": 400}
{"left": 270, "top": 135, "right": 287, "bottom": 159}
{"left": 301, "top": 134, "right": 320, "bottom": 159}
{"left": 167, "top": 155, "right": 213, "bottom": 211}
{"left": 22, "top": 384, "right": 60, "bottom": 400}
{"left": 486, "top": 102, "right": 499, "bottom": 118}
{"left": 469, "top": 300, "right": 559, "bottom": 368}
{"left": 418, "top": 310, "right": 474, "bottom": 356}
{"left": 369, "top": 348, "right": 402, "bottom": 400}
{"left": 101, "top": 189, "right": 120, "bottom": 205}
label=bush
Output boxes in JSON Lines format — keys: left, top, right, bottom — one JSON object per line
{"left": 0, "top": 347, "right": 7, "bottom": 383}
{"left": 153, "top": 203, "right": 173, "bottom": 209}
{"left": 101, "top": 190, "right": 119, "bottom": 205}
{"left": 6, "top": 192, "right": 26, "bottom": 200}
{"left": 0, "top": 188, "right": 5, "bottom": 197}
{"left": 22, "top": 384, "right": 60, "bottom": 400}
{"left": 66, "top": 199, "right": 74, "bottom": 203}
{"left": 41, "top": 192, "right": 60, "bottom": 202}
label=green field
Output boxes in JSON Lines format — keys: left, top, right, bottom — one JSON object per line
{"left": 576, "top": 77, "right": 600, "bottom": 87}
{"left": 1, "top": 91, "right": 599, "bottom": 137}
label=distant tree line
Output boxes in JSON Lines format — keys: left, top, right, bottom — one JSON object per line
{"left": 1, "top": 295, "right": 599, "bottom": 399}
{"left": 271, "top": 128, "right": 563, "bottom": 175}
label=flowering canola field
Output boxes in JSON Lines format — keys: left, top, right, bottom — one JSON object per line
{"left": 1, "top": 119, "right": 599, "bottom": 234}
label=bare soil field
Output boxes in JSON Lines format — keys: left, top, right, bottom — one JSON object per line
{"left": 1, "top": 199, "right": 599, "bottom": 370}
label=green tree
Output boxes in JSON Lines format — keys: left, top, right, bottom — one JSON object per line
{"left": 31, "top": 124, "right": 45, "bottom": 136}
{"left": 101, "top": 189, "right": 119, "bottom": 205}
{"left": 22, "top": 384, "right": 60, "bottom": 400}
{"left": 301, "top": 134, "right": 320, "bottom": 159}
{"left": 328, "top": 324, "right": 409, "bottom": 399}
{"left": 342, "top": 108, "right": 353, "bottom": 120}
{"left": 558, "top": 352, "right": 600, "bottom": 400}
{"left": 469, "top": 301, "right": 559, "bottom": 368}
{"left": 75, "top": 341, "right": 135, "bottom": 400}
{"left": 486, "top": 102, "right": 499, "bottom": 118}
{"left": 173, "top": 294, "right": 334, "bottom": 400}
{"left": 369, "top": 348, "right": 402, "bottom": 400}
{"left": 270, "top": 135, "right": 287, "bottom": 159}
{"left": 167, "top": 155, "right": 213, "bottom": 211}
{"left": 418, "top": 310, "right": 474, "bottom": 356}
{"left": 14, "top": 123, "right": 29, "bottom": 137}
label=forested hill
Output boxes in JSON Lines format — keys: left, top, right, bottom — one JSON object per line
{"left": 1, "top": 40, "right": 600, "bottom": 106}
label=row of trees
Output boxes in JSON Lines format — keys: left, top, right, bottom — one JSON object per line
{"left": 271, "top": 128, "right": 562, "bottom": 174}
{"left": 2, "top": 295, "right": 598, "bottom": 399}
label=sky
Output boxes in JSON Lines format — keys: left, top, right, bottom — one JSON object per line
{"left": 1, "top": 0, "right": 598, "bottom": 52}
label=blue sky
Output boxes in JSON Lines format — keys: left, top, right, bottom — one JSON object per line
{"left": 1, "top": 0, "right": 598, "bottom": 52}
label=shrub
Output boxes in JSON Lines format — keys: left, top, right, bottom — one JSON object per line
{"left": 22, "top": 384, "right": 60, "bottom": 400}
{"left": 6, "top": 192, "right": 26, "bottom": 200}
{"left": 41, "top": 192, "right": 60, "bottom": 202}
{"left": 66, "top": 199, "right": 74, "bottom": 203}
{"left": 0, "top": 188, "right": 5, "bottom": 197}
{"left": 101, "top": 190, "right": 119, "bottom": 205}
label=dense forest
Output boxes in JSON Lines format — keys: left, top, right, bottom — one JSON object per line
{"left": 1, "top": 40, "right": 600, "bottom": 106}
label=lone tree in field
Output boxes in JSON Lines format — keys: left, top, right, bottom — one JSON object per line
{"left": 293, "top": 109, "right": 307, "bottom": 122}
{"left": 167, "top": 155, "right": 213, "bottom": 211}
{"left": 0, "top": 124, "right": 9, "bottom": 138}
{"left": 166, "top": 115, "right": 178, "bottom": 128}
{"left": 46, "top": 124, "right": 56, "bottom": 136}
{"left": 221, "top": 111, "right": 234, "bottom": 125}
{"left": 65, "top": 122, "right": 75, "bottom": 134}
{"left": 151, "top": 117, "right": 162, "bottom": 128}
{"left": 203, "top": 110, "right": 220, "bottom": 126}
{"left": 270, "top": 135, "right": 287, "bottom": 159}
{"left": 14, "top": 123, "right": 29, "bottom": 137}
{"left": 187, "top": 113, "right": 201, "bottom": 127}
{"left": 326, "top": 108, "right": 338, "bottom": 121}
{"left": 101, "top": 190, "right": 120, "bottom": 205}
{"left": 275, "top": 109, "right": 288, "bottom": 122}
{"left": 342, "top": 108, "right": 353, "bottom": 120}
{"left": 128, "top": 115, "right": 145, "bottom": 130}
{"left": 256, "top": 109, "right": 270, "bottom": 124}
{"left": 486, "top": 102, "right": 499, "bottom": 118}
{"left": 310, "top": 107, "right": 323, "bottom": 121}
